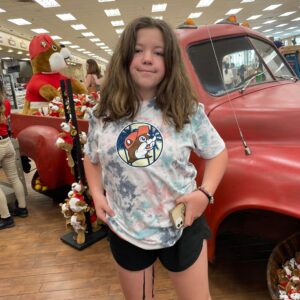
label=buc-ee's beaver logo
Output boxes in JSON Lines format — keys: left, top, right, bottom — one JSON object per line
{"left": 116, "top": 122, "right": 163, "bottom": 167}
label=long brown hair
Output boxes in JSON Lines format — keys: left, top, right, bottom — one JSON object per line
{"left": 94, "top": 16, "right": 198, "bottom": 131}
{"left": 0, "top": 81, "right": 6, "bottom": 123}
{"left": 86, "top": 59, "right": 101, "bottom": 78}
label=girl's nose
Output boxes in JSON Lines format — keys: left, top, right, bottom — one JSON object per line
{"left": 142, "top": 51, "right": 153, "bottom": 64}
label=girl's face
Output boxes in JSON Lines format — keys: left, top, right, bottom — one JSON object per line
{"left": 129, "top": 28, "right": 165, "bottom": 101}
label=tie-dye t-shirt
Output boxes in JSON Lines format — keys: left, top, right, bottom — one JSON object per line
{"left": 84, "top": 99, "right": 225, "bottom": 250}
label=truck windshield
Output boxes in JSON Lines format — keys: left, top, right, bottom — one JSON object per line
{"left": 188, "top": 36, "right": 294, "bottom": 97}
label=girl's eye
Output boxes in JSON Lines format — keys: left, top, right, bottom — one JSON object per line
{"left": 139, "top": 136, "right": 146, "bottom": 142}
{"left": 135, "top": 49, "right": 142, "bottom": 53}
{"left": 155, "top": 52, "right": 164, "bottom": 56}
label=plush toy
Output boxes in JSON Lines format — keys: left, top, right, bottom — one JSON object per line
{"left": 55, "top": 121, "right": 77, "bottom": 167}
{"left": 23, "top": 33, "right": 86, "bottom": 114}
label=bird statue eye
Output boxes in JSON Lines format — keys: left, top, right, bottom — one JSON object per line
{"left": 52, "top": 44, "right": 58, "bottom": 51}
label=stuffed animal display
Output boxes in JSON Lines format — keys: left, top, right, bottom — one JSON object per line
{"left": 60, "top": 181, "right": 102, "bottom": 244}
{"left": 23, "top": 33, "right": 87, "bottom": 114}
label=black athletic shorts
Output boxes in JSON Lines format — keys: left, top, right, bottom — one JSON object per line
{"left": 108, "top": 215, "right": 211, "bottom": 272}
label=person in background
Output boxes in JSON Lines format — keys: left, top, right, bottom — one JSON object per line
{"left": 0, "top": 82, "right": 28, "bottom": 230}
{"left": 223, "top": 62, "right": 234, "bottom": 89}
{"left": 84, "top": 58, "right": 102, "bottom": 94}
{"left": 83, "top": 16, "right": 228, "bottom": 300}
{"left": 274, "top": 40, "right": 284, "bottom": 53}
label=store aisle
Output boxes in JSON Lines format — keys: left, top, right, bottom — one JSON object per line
{"left": 0, "top": 170, "right": 271, "bottom": 300}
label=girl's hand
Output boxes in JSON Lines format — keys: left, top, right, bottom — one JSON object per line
{"left": 176, "top": 191, "right": 209, "bottom": 227}
{"left": 93, "top": 195, "right": 115, "bottom": 224}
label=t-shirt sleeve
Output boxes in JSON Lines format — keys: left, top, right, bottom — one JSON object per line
{"left": 83, "top": 112, "right": 100, "bottom": 164}
{"left": 191, "top": 104, "right": 226, "bottom": 159}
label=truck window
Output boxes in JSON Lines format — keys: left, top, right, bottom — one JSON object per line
{"left": 188, "top": 36, "right": 291, "bottom": 97}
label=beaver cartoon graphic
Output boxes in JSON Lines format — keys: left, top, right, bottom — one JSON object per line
{"left": 124, "top": 125, "right": 157, "bottom": 163}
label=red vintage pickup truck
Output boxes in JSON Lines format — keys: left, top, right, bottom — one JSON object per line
{"left": 11, "top": 20, "right": 300, "bottom": 262}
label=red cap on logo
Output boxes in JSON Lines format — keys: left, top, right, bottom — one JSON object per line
{"left": 125, "top": 126, "right": 149, "bottom": 149}
{"left": 29, "top": 33, "right": 54, "bottom": 59}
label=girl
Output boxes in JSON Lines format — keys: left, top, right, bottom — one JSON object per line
{"left": 0, "top": 82, "right": 28, "bottom": 230}
{"left": 84, "top": 58, "right": 102, "bottom": 93}
{"left": 84, "top": 17, "right": 228, "bottom": 300}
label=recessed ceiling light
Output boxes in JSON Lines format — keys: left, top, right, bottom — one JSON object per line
{"left": 17, "top": 51, "right": 23, "bottom": 54}
{"left": 90, "top": 38, "right": 101, "bottom": 42}
{"left": 31, "top": 28, "right": 49, "bottom": 33}
{"left": 241, "top": 0, "right": 255, "bottom": 3}
{"left": 96, "top": 42, "right": 105, "bottom": 46}
{"left": 263, "top": 20, "right": 276, "bottom": 24}
{"left": 292, "top": 17, "right": 300, "bottom": 21}
{"left": 152, "top": 4, "right": 167, "bottom": 12}
{"left": 81, "top": 32, "right": 95, "bottom": 37}
{"left": 56, "top": 13, "right": 76, "bottom": 21}
{"left": 152, "top": 16, "right": 163, "bottom": 20}
{"left": 286, "top": 27, "right": 297, "bottom": 30}
{"left": 71, "top": 24, "right": 87, "bottom": 30}
{"left": 188, "top": 12, "right": 202, "bottom": 19}
{"left": 98, "top": 0, "right": 115, "bottom": 2}
{"left": 276, "top": 24, "right": 288, "bottom": 27}
{"left": 115, "top": 28, "right": 124, "bottom": 34}
{"left": 111, "top": 20, "right": 124, "bottom": 26}
{"left": 60, "top": 41, "right": 71, "bottom": 45}
{"left": 34, "top": 0, "right": 60, "bottom": 8}
{"left": 262, "top": 29, "right": 273, "bottom": 32}
{"left": 101, "top": 46, "right": 109, "bottom": 49}
{"left": 226, "top": 8, "right": 243, "bottom": 15}
{"left": 69, "top": 45, "right": 80, "bottom": 48}
{"left": 8, "top": 49, "right": 14, "bottom": 53}
{"left": 252, "top": 26, "right": 262, "bottom": 29}
{"left": 83, "top": 51, "right": 91, "bottom": 54}
{"left": 196, "top": 0, "right": 214, "bottom": 7}
{"left": 76, "top": 48, "right": 85, "bottom": 52}
{"left": 263, "top": 4, "right": 282, "bottom": 11}
{"left": 8, "top": 18, "right": 31, "bottom": 25}
{"left": 104, "top": 9, "right": 121, "bottom": 17}
{"left": 247, "top": 15, "right": 261, "bottom": 20}
{"left": 0, "top": 8, "right": 7, "bottom": 13}
{"left": 279, "top": 11, "right": 296, "bottom": 17}
{"left": 51, "top": 35, "right": 62, "bottom": 40}
{"left": 215, "top": 19, "right": 223, "bottom": 23}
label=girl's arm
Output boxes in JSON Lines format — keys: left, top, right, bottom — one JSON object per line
{"left": 176, "top": 148, "right": 228, "bottom": 226}
{"left": 83, "top": 155, "right": 114, "bottom": 223}
{"left": 84, "top": 74, "right": 92, "bottom": 88}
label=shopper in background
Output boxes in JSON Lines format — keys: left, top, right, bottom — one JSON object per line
{"left": 84, "top": 58, "right": 102, "bottom": 94}
{"left": 0, "top": 82, "right": 28, "bottom": 230}
{"left": 274, "top": 40, "right": 284, "bottom": 53}
{"left": 223, "top": 62, "right": 234, "bottom": 89}
{"left": 84, "top": 16, "right": 228, "bottom": 300}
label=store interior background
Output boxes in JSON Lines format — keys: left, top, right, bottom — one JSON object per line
{"left": 0, "top": 0, "right": 300, "bottom": 109}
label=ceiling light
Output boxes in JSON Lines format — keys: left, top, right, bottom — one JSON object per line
{"left": 279, "top": 11, "right": 296, "bottom": 17}
{"left": 111, "top": 20, "right": 124, "bottom": 26}
{"left": 83, "top": 51, "right": 91, "bottom": 54}
{"left": 286, "top": 27, "right": 297, "bottom": 30}
{"left": 215, "top": 19, "right": 223, "bottom": 23}
{"left": 0, "top": 8, "right": 7, "bottom": 13}
{"left": 263, "top": 20, "right": 276, "bottom": 24}
{"left": 8, "top": 49, "right": 14, "bottom": 53}
{"left": 31, "top": 28, "right": 49, "bottom": 33}
{"left": 98, "top": 0, "right": 115, "bottom": 2}
{"left": 152, "top": 4, "right": 167, "bottom": 12}
{"left": 292, "top": 17, "right": 300, "bottom": 21}
{"left": 81, "top": 32, "right": 95, "bottom": 37}
{"left": 69, "top": 45, "right": 80, "bottom": 48}
{"left": 263, "top": 4, "right": 282, "bottom": 11}
{"left": 247, "top": 15, "right": 261, "bottom": 20}
{"left": 188, "top": 12, "right": 202, "bottom": 19}
{"left": 17, "top": 51, "right": 23, "bottom": 54}
{"left": 90, "top": 38, "right": 101, "bottom": 42}
{"left": 76, "top": 48, "right": 85, "bottom": 52}
{"left": 56, "top": 13, "right": 76, "bottom": 21}
{"left": 276, "top": 24, "right": 288, "bottom": 27}
{"left": 60, "top": 41, "right": 71, "bottom": 45}
{"left": 273, "top": 31, "right": 283, "bottom": 34}
{"left": 262, "top": 29, "right": 273, "bottom": 32}
{"left": 153, "top": 16, "right": 163, "bottom": 20}
{"left": 21, "top": 58, "right": 30, "bottom": 61}
{"left": 71, "top": 24, "right": 86, "bottom": 30}
{"left": 226, "top": 8, "right": 243, "bottom": 15}
{"left": 8, "top": 18, "right": 31, "bottom": 25}
{"left": 34, "top": 0, "right": 60, "bottom": 8}
{"left": 196, "top": 0, "right": 214, "bottom": 7}
{"left": 241, "top": 0, "right": 255, "bottom": 2}
{"left": 104, "top": 9, "right": 121, "bottom": 17}
{"left": 96, "top": 42, "right": 105, "bottom": 46}
{"left": 100, "top": 46, "right": 109, "bottom": 49}
{"left": 252, "top": 26, "right": 262, "bottom": 29}
{"left": 51, "top": 35, "right": 62, "bottom": 40}
{"left": 115, "top": 28, "right": 124, "bottom": 34}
